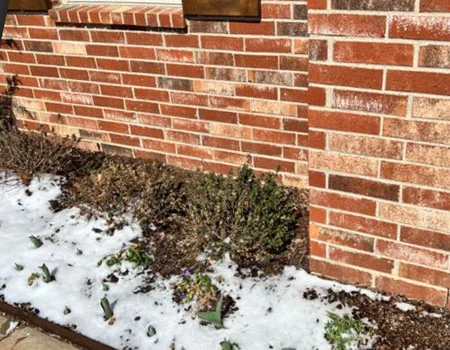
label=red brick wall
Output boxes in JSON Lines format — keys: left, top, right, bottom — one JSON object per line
{"left": 309, "top": 0, "right": 450, "bottom": 306}
{"left": 0, "top": 1, "right": 309, "bottom": 187}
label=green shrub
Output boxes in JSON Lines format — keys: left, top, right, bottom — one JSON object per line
{"left": 325, "top": 312, "right": 374, "bottom": 350}
{"left": 184, "top": 166, "right": 302, "bottom": 264}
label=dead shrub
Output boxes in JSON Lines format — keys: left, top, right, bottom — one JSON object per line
{"left": 0, "top": 131, "right": 101, "bottom": 184}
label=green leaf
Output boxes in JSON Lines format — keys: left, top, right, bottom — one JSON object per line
{"left": 198, "top": 296, "right": 223, "bottom": 328}
{"left": 14, "top": 263, "right": 24, "bottom": 271}
{"left": 64, "top": 306, "right": 71, "bottom": 315}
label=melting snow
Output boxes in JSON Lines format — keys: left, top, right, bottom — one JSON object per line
{"left": 0, "top": 174, "right": 375, "bottom": 349}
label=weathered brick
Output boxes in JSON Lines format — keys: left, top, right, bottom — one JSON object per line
{"left": 375, "top": 276, "right": 447, "bottom": 306}
{"left": 333, "top": 90, "right": 408, "bottom": 116}
{"left": 329, "top": 212, "right": 397, "bottom": 239}
{"left": 334, "top": 41, "right": 414, "bottom": 66}
{"left": 403, "top": 187, "right": 450, "bottom": 211}
{"left": 379, "top": 202, "right": 450, "bottom": 233}
{"left": 383, "top": 118, "right": 450, "bottom": 145}
{"left": 376, "top": 239, "right": 449, "bottom": 270}
{"left": 390, "top": 16, "right": 450, "bottom": 41}
{"left": 309, "top": 14, "right": 386, "bottom": 37}
{"left": 309, "top": 151, "right": 379, "bottom": 176}
{"left": 413, "top": 97, "right": 450, "bottom": 121}
{"left": 310, "top": 258, "right": 372, "bottom": 286}
{"left": 419, "top": 45, "right": 450, "bottom": 68}
{"left": 332, "top": 0, "right": 415, "bottom": 11}
{"left": 329, "top": 175, "right": 400, "bottom": 201}
{"left": 310, "top": 64, "right": 383, "bottom": 89}
{"left": 406, "top": 143, "right": 450, "bottom": 168}
{"left": 311, "top": 225, "right": 374, "bottom": 252}
{"left": 310, "top": 110, "right": 380, "bottom": 135}
{"left": 399, "top": 264, "right": 450, "bottom": 290}
{"left": 311, "top": 189, "right": 377, "bottom": 216}
{"left": 329, "top": 134, "right": 403, "bottom": 159}
{"left": 420, "top": 0, "right": 450, "bottom": 12}
{"left": 401, "top": 226, "right": 450, "bottom": 252}
{"left": 387, "top": 70, "right": 450, "bottom": 96}
{"left": 381, "top": 161, "right": 450, "bottom": 190}
{"left": 329, "top": 247, "right": 394, "bottom": 274}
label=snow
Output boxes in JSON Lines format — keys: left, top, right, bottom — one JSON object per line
{"left": 0, "top": 174, "right": 375, "bottom": 350}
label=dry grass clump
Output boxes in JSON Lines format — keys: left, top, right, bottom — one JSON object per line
{"left": 0, "top": 131, "right": 102, "bottom": 184}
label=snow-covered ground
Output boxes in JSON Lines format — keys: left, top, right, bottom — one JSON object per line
{"left": 0, "top": 174, "right": 379, "bottom": 350}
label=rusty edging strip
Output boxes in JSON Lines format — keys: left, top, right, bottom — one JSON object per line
{"left": 0, "top": 301, "right": 115, "bottom": 350}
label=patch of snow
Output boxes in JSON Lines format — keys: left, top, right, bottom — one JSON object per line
{"left": 395, "top": 302, "right": 416, "bottom": 312}
{"left": 0, "top": 175, "right": 377, "bottom": 349}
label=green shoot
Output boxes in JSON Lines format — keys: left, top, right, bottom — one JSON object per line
{"left": 221, "top": 340, "right": 239, "bottom": 350}
{"left": 14, "top": 263, "right": 24, "bottom": 271}
{"left": 147, "top": 325, "right": 156, "bottom": 337}
{"left": 28, "top": 272, "right": 40, "bottom": 286}
{"left": 64, "top": 306, "right": 71, "bottom": 315}
{"left": 101, "top": 297, "right": 114, "bottom": 321}
{"left": 29, "top": 235, "right": 43, "bottom": 248}
{"left": 39, "top": 264, "right": 54, "bottom": 283}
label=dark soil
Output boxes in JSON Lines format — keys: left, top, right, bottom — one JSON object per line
{"left": 313, "top": 288, "right": 450, "bottom": 349}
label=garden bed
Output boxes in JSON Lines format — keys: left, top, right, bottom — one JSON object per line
{"left": 0, "top": 131, "right": 450, "bottom": 350}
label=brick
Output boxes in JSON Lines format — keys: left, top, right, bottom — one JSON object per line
{"left": 262, "top": 4, "right": 291, "bottom": 19}
{"left": 195, "top": 81, "right": 234, "bottom": 96}
{"left": 310, "top": 206, "right": 327, "bottom": 223}
{"left": 309, "top": 40, "right": 328, "bottom": 61}
{"left": 196, "top": 52, "right": 234, "bottom": 66}
{"left": 330, "top": 212, "right": 397, "bottom": 239}
{"left": 377, "top": 239, "right": 449, "bottom": 270}
{"left": 118, "top": 46, "right": 155, "bottom": 60}
{"left": 420, "top": 0, "right": 450, "bottom": 12}
{"left": 167, "top": 130, "right": 199, "bottom": 145}
{"left": 334, "top": 42, "right": 414, "bottom": 66}
{"left": 312, "top": 226, "right": 374, "bottom": 252}
{"left": 381, "top": 161, "right": 450, "bottom": 190}
{"left": 252, "top": 129, "right": 296, "bottom": 145}
{"left": 173, "top": 119, "right": 208, "bottom": 133}
{"left": 293, "top": 4, "right": 307, "bottom": 20}
{"left": 389, "top": 16, "right": 450, "bottom": 41}
{"left": 142, "top": 139, "right": 176, "bottom": 154}
{"left": 253, "top": 156, "right": 295, "bottom": 173}
{"left": 90, "top": 30, "right": 125, "bottom": 43}
{"left": 383, "top": 118, "right": 450, "bottom": 145}
{"left": 156, "top": 49, "right": 194, "bottom": 63}
{"left": 329, "top": 134, "right": 403, "bottom": 159}
{"left": 126, "top": 100, "right": 159, "bottom": 114}
{"left": 205, "top": 67, "right": 246, "bottom": 82}
{"left": 135, "top": 149, "right": 166, "bottom": 163}
{"left": 387, "top": 70, "right": 450, "bottom": 96}
{"left": 311, "top": 189, "right": 376, "bottom": 216}
{"left": 89, "top": 71, "right": 121, "bottom": 84}
{"left": 413, "top": 97, "right": 450, "bottom": 121}
{"left": 406, "top": 143, "right": 450, "bottom": 168}
{"left": 161, "top": 104, "right": 197, "bottom": 119}
{"left": 332, "top": 0, "right": 415, "bottom": 11}
{"left": 375, "top": 276, "right": 447, "bottom": 306}
{"left": 250, "top": 71, "right": 293, "bottom": 86}
{"left": 310, "top": 110, "right": 380, "bottom": 135}
{"left": 167, "top": 64, "right": 204, "bottom": 79}
{"left": 157, "top": 77, "right": 193, "bottom": 92}
{"left": 125, "top": 32, "right": 163, "bottom": 46}
{"left": 403, "top": 187, "right": 450, "bottom": 211}
{"left": 310, "top": 240, "right": 326, "bottom": 258}
{"left": 229, "top": 22, "right": 274, "bottom": 35}
{"left": 309, "top": 151, "right": 379, "bottom": 176}
{"left": 333, "top": 90, "right": 408, "bottom": 116}
{"left": 102, "top": 84, "right": 133, "bottom": 98}
{"left": 58, "top": 28, "right": 90, "bottom": 42}
{"left": 235, "top": 54, "right": 278, "bottom": 69}
{"left": 171, "top": 92, "right": 209, "bottom": 107}
{"left": 164, "top": 34, "right": 199, "bottom": 48}
{"left": 245, "top": 38, "right": 291, "bottom": 53}
{"left": 239, "top": 113, "right": 281, "bottom": 129}
{"left": 98, "top": 120, "right": 128, "bottom": 134}
{"left": 380, "top": 202, "right": 450, "bottom": 233}
{"left": 241, "top": 142, "right": 282, "bottom": 157}
{"left": 399, "top": 264, "right": 450, "bottom": 290}
{"left": 190, "top": 21, "right": 228, "bottom": 34}
{"left": 130, "top": 61, "right": 165, "bottom": 75}
{"left": 309, "top": 0, "right": 327, "bottom": 10}
{"left": 97, "top": 58, "right": 129, "bottom": 71}
{"left": 401, "top": 226, "right": 450, "bottom": 252}
{"left": 281, "top": 88, "right": 308, "bottom": 103}
{"left": 310, "top": 64, "right": 383, "bottom": 89}
{"left": 122, "top": 74, "right": 156, "bottom": 88}
{"left": 177, "top": 144, "right": 213, "bottom": 159}
{"left": 308, "top": 87, "right": 326, "bottom": 106}
{"left": 276, "top": 22, "right": 308, "bottom": 37}
{"left": 330, "top": 175, "right": 400, "bottom": 202}
{"left": 30, "top": 66, "right": 59, "bottom": 78}
{"left": 210, "top": 96, "right": 249, "bottom": 111}
{"left": 199, "top": 109, "right": 237, "bottom": 124}
{"left": 419, "top": 45, "right": 450, "bottom": 68}
{"left": 109, "top": 134, "right": 140, "bottom": 147}
{"left": 130, "top": 125, "right": 163, "bottom": 139}
{"left": 283, "top": 119, "right": 308, "bottom": 133}
{"left": 201, "top": 36, "right": 243, "bottom": 51}
{"left": 93, "top": 95, "right": 124, "bottom": 109}
{"left": 28, "top": 28, "right": 58, "bottom": 40}
{"left": 24, "top": 41, "right": 53, "bottom": 52}
{"left": 203, "top": 136, "right": 239, "bottom": 151}
{"left": 329, "top": 247, "right": 394, "bottom": 274}
{"left": 308, "top": 130, "right": 326, "bottom": 150}
{"left": 310, "top": 258, "right": 372, "bottom": 286}
{"left": 309, "top": 14, "right": 386, "bottom": 37}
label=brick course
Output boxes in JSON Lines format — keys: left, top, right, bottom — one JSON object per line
{"left": 309, "top": 0, "right": 450, "bottom": 306}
